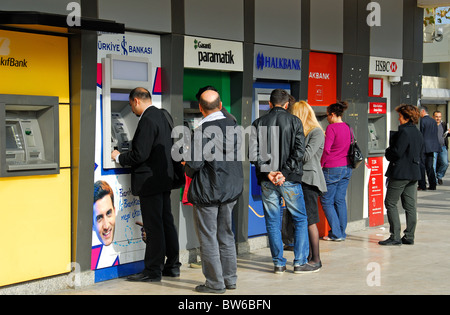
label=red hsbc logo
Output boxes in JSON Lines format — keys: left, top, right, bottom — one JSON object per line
{"left": 390, "top": 62, "right": 397, "bottom": 72}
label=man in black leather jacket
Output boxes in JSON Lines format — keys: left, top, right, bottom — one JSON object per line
{"left": 249, "top": 88, "right": 310, "bottom": 274}
{"left": 185, "top": 89, "right": 243, "bottom": 293}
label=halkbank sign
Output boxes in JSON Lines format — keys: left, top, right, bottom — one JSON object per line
{"left": 184, "top": 36, "right": 243, "bottom": 72}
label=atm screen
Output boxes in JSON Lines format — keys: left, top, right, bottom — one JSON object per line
{"left": 5, "top": 124, "right": 22, "bottom": 150}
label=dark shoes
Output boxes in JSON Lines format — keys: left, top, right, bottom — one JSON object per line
{"left": 379, "top": 237, "right": 414, "bottom": 246}
{"left": 378, "top": 238, "right": 402, "bottom": 246}
{"left": 127, "top": 272, "right": 161, "bottom": 282}
{"left": 127, "top": 267, "right": 180, "bottom": 282}
{"left": 195, "top": 284, "right": 226, "bottom": 294}
{"left": 274, "top": 265, "right": 287, "bottom": 274}
{"left": 294, "top": 261, "right": 322, "bottom": 273}
{"left": 162, "top": 269, "right": 180, "bottom": 277}
{"left": 401, "top": 236, "right": 414, "bottom": 245}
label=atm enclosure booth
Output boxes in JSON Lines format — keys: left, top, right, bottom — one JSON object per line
{"left": 367, "top": 97, "right": 388, "bottom": 227}
{"left": 248, "top": 82, "right": 291, "bottom": 237}
{"left": 0, "top": 95, "right": 59, "bottom": 177}
{"left": 248, "top": 44, "right": 302, "bottom": 238}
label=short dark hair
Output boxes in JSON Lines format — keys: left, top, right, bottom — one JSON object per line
{"left": 270, "top": 89, "right": 290, "bottom": 106}
{"left": 129, "top": 87, "right": 152, "bottom": 101}
{"left": 94, "top": 180, "right": 114, "bottom": 206}
{"left": 327, "top": 101, "right": 348, "bottom": 117}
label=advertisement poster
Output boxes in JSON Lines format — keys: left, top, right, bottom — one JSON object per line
{"left": 368, "top": 157, "right": 384, "bottom": 227}
{"left": 307, "top": 52, "right": 337, "bottom": 106}
{"left": 92, "top": 32, "right": 161, "bottom": 273}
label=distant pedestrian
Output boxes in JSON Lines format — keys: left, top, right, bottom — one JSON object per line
{"left": 418, "top": 105, "right": 440, "bottom": 190}
{"left": 432, "top": 111, "right": 449, "bottom": 185}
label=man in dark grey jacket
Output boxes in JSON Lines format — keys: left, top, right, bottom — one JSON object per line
{"left": 249, "top": 88, "right": 309, "bottom": 274}
{"left": 185, "top": 89, "right": 243, "bottom": 294}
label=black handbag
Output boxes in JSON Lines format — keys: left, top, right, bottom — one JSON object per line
{"left": 347, "top": 123, "right": 364, "bottom": 169}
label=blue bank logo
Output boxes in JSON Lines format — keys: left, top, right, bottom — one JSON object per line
{"left": 256, "top": 52, "right": 301, "bottom": 71}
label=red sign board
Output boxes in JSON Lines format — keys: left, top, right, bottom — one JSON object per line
{"left": 368, "top": 77, "right": 383, "bottom": 97}
{"left": 369, "top": 102, "right": 386, "bottom": 114}
{"left": 308, "top": 52, "right": 337, "bottom": 106}
{"left": 368, "top": 157, "right": 384, "bottom": 227}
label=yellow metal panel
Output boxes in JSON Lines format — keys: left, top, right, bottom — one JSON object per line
{"left": 59, "top": 104, "right": 71, "bottom": 168}
{"left": 0, "top": 30, "right": 69, "bottom": 103}
{"left": 0, "top": 169, "right": 71, "bottom": 287}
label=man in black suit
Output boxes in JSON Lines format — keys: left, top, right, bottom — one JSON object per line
{"left": 111, "top": 87, "right": 180, "bottom": 282}
{"left": 418, "top": 106, "right": 441, "bottom": 190}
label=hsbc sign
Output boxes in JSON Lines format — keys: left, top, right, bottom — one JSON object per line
{"left": 369, "top": 56, "right": 403, "bottom": 77}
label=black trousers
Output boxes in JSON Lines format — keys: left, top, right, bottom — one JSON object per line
{"left": 140, "top": 191, "right": 180, "bottom": 278}
{"left": 419, "top": 152, "right": 437, "bottom": 189}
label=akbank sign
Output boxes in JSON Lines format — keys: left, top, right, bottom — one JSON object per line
{"left": 253, "top": 45, "right": 301, "bottom": 81}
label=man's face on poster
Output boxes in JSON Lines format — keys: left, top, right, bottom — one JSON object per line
{"left": 93, "top": 194, "right": 116, "bottom": 246}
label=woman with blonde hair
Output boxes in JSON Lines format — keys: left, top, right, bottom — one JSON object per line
{"left": 288, "top": 101, "right": 327, "bottom": 272}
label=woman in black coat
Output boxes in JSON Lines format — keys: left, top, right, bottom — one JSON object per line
{"left": 379, "top": 104, "right": 424, "bottom": 246}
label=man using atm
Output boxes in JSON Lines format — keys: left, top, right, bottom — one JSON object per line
{"left": 111, "top": 87, "right": 181, "bottom": 282}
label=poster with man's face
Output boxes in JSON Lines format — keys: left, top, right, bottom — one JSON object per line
{"left": 91, "top": 32, "right": 161, "bottom": 271}
{"left": 91, "top": 178, "right": 145, "bottom": 270}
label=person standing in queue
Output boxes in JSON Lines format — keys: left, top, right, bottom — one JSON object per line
{"left": 185, "top": 89, "right": 243, "bottom": 294}
{"left": 320, "top": 101, "right": 352, "bottom": 241}
{"left": 250, "top": 88, "right": 309, "bottom": 274}
{"left": 379, "top": 104, "right": 423, "bottom": 246}
{"left": 289, "top": 101, "right": 326, "bottom": 272}
{"left": 111, "top": 87, "right": 181, "bottom": 282}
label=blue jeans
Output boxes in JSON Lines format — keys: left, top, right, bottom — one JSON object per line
{"left": 433, "top": 146, "right": 449, "bottom": 181}
{"left": 261, "top": 181, "right": 309, "bottom": 267}
{"left": 320, "top": 166, "right": 352, "bottom": 240}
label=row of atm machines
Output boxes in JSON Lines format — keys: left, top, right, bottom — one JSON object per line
{"left": 0, "top": 73, "right": 386, "bottom": 240}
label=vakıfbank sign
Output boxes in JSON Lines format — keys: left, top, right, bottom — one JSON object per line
{"left": 184, "top": 36, "right": 243, "bottom": 71}
{"left": 0, "top": 30, "right": 69, "bottom": 103}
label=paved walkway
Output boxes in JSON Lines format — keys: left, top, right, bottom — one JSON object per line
{"left": 55, "top": 174, "right": 450, "bottom": 296}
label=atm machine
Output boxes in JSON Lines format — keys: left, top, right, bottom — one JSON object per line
{"left": 0, "top": 94, "right": 59, "bottom": 177}
{"left": 101, "top": 54, "right": 152, "bottom": 171}
{"left": 248, "top": 82, "right": 291, "bottom": 238}
{"left": 367, "top": 98, "right": 387, "bottom": 227}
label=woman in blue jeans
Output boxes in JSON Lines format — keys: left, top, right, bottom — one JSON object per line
{"left": 320, "top": 102, "right": 352, "bottom": 241}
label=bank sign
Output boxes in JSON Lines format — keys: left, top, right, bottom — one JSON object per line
{"left": 184, "top": 36, "right": 243, "bottom": 72}
{"left": 369, "top": 56, "right": 403, "bottom": 77}
{"left": 253, "top": 44, "right": 301, "bottom": 81}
